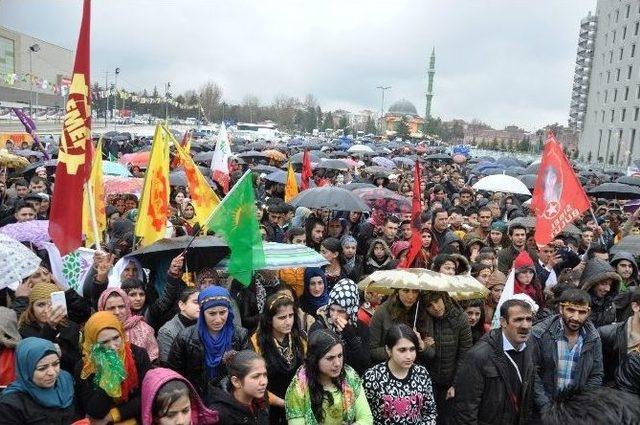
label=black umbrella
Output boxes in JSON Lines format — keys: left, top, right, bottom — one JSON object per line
{"left": 361, "top": 166, "right": 391, "bottom": 176}
{"left": 264, "top": 170, "right": 315, "bottom": 187}
{"left": 128, "top": 235, "right": 230, "bottom": 270}
{"left": 315, "top": 159, "right": 349, "bottom": 171}
{"left": 193, "top": 151, "right": 214, "bottom": 163}
{"left": 290, "top": 151, "right": 326, "bottom": 163}
{"left": 616, "top": 176, "right": 640, "bottom": 187}
{"left": 251, "top": 165, "right": 281, "bottom": 174}
{"left": 524, "top": 163, "right": 540, "bottom": 174}
{"left": 424, "top": 153, "right": 452, "bottom": 162}
{"left": 342, "top": 182, "right": 377, "bottom": 191}
{"left": 517, "top": 174, "right": 538, "bottom": 190}
{"left": 237, "top": 150, "right": 270, "bottom": 159}
{"left": 289, "top": 187, "right": 370, "bottom": 211}
{"left": 169, "top": 170, "right": 214, "bottom": 187}
{"left": 587, "top": 183, "right": 640, "bottom": 200}
{"left": 9, "top": 159, "right": 58, "bottom": 179}
{"left": 609, "top": 235, "right": 640, "bottom": 254}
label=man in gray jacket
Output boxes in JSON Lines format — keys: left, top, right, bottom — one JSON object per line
{"left": 531, "top": 288, "right": 603, "bottom": 412}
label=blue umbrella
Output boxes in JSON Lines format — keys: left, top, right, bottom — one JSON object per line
{"left": 372, "top": 156, "right": 396, "bottom": 169}
{"left": 102, "top": 160, "right": 132, "bottom": 177}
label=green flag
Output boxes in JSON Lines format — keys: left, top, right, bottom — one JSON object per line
{"left": 207, "top": 170, "right": 265, "bottom": 285}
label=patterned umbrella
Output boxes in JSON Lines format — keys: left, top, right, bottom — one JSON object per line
{"left": 353, "top": 187, "right": 412, "bottom": 214}
{"left": 103, "top": 176, "right": 144, "bottom": 195}
{"left": 0, "top": 234, "right": 41, "bottom": 289}
{"left": 372, "top": 156, "right": 396, "bottom": 169}
{"left": 0, "top": 219, "right": 51, "bottom": 249}
{"left": 217, "top": 242, "right": 328, "bottom": 270}
{"left": 0, "top": 149, "right": 31, "bottom": 169}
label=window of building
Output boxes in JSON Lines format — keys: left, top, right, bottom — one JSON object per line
{"left": 637, "top": 85, "right": 640, "bottom": 99}
{"left": 632, "top": 44, "right": 637, "bottom": 58}
{"left": 611, "top": 109, "right": 615, "bottom": 122}
{"left": 0, "top": 36, "right": 15, "bottom": 75}
{"left": 605, "top": 89, "right": 609, "bottom": 102}
{"left": 602, "top": 109, "right": 606, "bottom": 122}
{"left": 635, "top": 107, "right": 640, "bottom": 121}
{"left": 622, "top": 108, "right": 626, "bottom": 122}
{"left": 620, "top": 47, "right": 625, "bottom": 60}
{"left": 617, "top": 68, "right": 621, "bottom": 81}
{"left": 628, "top": 65, "right": 633, "bottom": 79}
{"left": 624, "top": 26, "right": 628, "bottom": 40}
{"left": 627, "top": 4, "right": 631, "bottom": 19}
{"left": 614, "top": 88, "right": 618, "bottom": 101}
{"left": 610, "top": 50, "right": 614, "bottom": 63}
{"left": 625, "top": 86, "right": 630, "bottom": 100}
{"left": 631, "top": 129, "right": 637, "bottom": 162}
{"left": 636, "top": 21, "right": 639, "bottom": 35}
{"left": 616, "top": 9, "right": 620, "bottom": 23}
{"left": 613, "top": 30, "right": 617, "bottom": 43}
{"left": 607, "top": 71, "right": 611, "bottom": 83}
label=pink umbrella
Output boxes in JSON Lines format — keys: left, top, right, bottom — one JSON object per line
{"left": 103, "top": 176, "right": 144, "bottom": 196}
{"left": 0, "top": 219, "right": 51, "bottom": 249}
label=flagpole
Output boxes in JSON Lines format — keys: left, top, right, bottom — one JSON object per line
{"left": 588, "top": 207, "right": 606, "bottom": 246}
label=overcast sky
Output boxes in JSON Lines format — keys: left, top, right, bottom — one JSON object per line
{"left": 1, "top": 0, "right": 595, "bottom": 130}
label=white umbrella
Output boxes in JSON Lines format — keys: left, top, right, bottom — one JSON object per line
{"left": 0, "top": 234, "right": 41, "bottom": 290}
{"left": 347, "top": 144, "right": 374, "bottom": 153}
{"left": 472, "top": 174, "right": 532, "bottom": 196}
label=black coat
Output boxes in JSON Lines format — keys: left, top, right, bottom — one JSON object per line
{"left": 18, "top": 320, "right": 81, "bottom": 375}
{"left": 453, "top": 329, "right": 535, "bottom": 425}
{"left": 75, "top": 344, "right": 151, "bottom": 421}
{"left": 166, "top": 324, "right": 249, "bottom": 403}
{"left": 616, "top": 351, "right": 640, "bottom": 395}
{"left": 207, "top": 387, "right": 269, "bottom": 425}
{"left": 0, "top": 392, "right": 79, "bottom": 425}
{"left": 599, "top": 319, "right": 629, "bottom": 385}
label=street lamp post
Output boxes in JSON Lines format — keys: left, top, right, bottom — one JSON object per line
{"left": 376, "top": 85, "right": 391, "bottom": 134}
{"left": 114, "top": 67, "right": 120, "bottom": 131}
{"left": 28, "top": 44, "right": 40, "bottom": 117}
{"left": 165, "top": 82, "right": 171, "bottom": 122}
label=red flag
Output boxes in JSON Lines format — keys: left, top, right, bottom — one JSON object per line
{"left": 49, "top": 0, "right": 92, "bottom": 256}
{"left": 532, "top": 134, "right": 590, "bottom": 246}
{"left": 400, "top": 160, "right": 422, "bottom": 268}
{"left": 301, "top": 150, "right": 312, "bottom": 190}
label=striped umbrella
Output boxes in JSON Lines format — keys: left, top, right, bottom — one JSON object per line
{"left": 217, "top": 242, "right": 328, "bottom": 270}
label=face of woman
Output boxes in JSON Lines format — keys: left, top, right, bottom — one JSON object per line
{"left": 318, "top": 343, "right": 344, "bottom": 380}
{"left": 32, "top": 353, "right": 61, "bottom": 389}
{"left": 309, "top": 276, "right": 325, "bottom": 297}
{"left": 348, "top": 211, "right": 361, "bottom": 223}
{"left": 32, "top": 299, "right": 51, "bottom": 325}
{"left": 104, "top": 295, "right": 128, "bottom": 323}
{"left": 439, "top": 260, "right": 456, "bottom": 276}
{"left": 272, "top": 305, "right": 295, "bottom": 337}
{"left": 157, "top": 394, "right": 191, "bottom": 425}
{"left": 342, "top": 244, "right": 356, "bottom": 259}
{"left": 490, "top": 230, "right": 503, "bottom": 244}
{"left": 465, "top": 306, "right": 482, "bottom": 327}
{"left": 97, "top": 327, "right": 123, "bottom": 352}
{"left": 398, "top": 289, "right": 420, "bottom": 308}
{"left": 183, "top": 205, "right": 195, "bottom": 219}
{"left": 490, "top": 285, "right": 504, "bottom": 304}
{"left": 121, "top": 263, "right": 139, "bottom": 281}
{"left": 29, "top": 268, "right": 52, "bottom": 286}
{"left": 373, "top": 244, "right": 386, "bottom": 260}
{"left": 426, "top": 297, "right": 445, "bottom": 319}
{"left": 234, "top": 359, "right": 268, "bottom": 399}
{"left": 476, "top": 268, "right": 492, "bottom": 285}
{"left": 126, "top": 288, "right": 146, "bottom": 311}
{"left": 179, "top": 292, "right": 200, "bottom": 320}
{"left": 320, "top": 246, "right": 338, "bottom": 262}
{"left": 255, "top": 208, "right": 264, "bottom": 221}
{"left": 516, "top": 269, "right": 534, "bottom": 285}
{"left": 387, "top": 337, "right": 416, "bottom": 370}
{"left": 421, "top": 231, "right": 432, "bottom": 248}
{"left": 204, "top": 306, "right": 229, "bottom": 333}
{"left": 328, "top": 305, "right": 348, "bottom": 323}
{"left": 174, "top": 192, "right": 185, "bottom": 204}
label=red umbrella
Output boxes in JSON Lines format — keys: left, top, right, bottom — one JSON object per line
{"left": 103, "top": 176, "right": 144, "bottom": 195}
{"left": 119, "top": 151, "right": 150, "bottom": 168}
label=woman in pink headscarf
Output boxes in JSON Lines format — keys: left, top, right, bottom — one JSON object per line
{"left": 98, "top": 287, "right": 159, "bottom": 362}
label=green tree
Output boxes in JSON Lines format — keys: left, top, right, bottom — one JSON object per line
{"left": 338, "top": 115, "right": 349, "bottom": 130}
{"left": 322, "top": 111, "right": 334, "bottom": 130}
{"left": 395, "top": 116, "right": 410, "bottom": 139}
{"left": 365, "top": 116, "right": 377, "bottom": 134}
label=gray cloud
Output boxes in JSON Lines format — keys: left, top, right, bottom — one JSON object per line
{"left": 1, "top": 0, "right": 594, "bottom": 130}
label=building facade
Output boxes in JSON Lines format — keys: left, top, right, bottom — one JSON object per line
{"left": 381, "top": 99, "right": 424, "bottom": 137}
{"left": 0, "top": 26, "right": 74, "bottom": 112}
{"left": 578, "top": 0, "right": 640, "bottom": 166}
{"left": 569, "top": 13, "right": 597, "bottom": 132}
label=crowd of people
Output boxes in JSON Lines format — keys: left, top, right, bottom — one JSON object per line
{"left": 0, "top": 136, "right": 640, "bottom": 425}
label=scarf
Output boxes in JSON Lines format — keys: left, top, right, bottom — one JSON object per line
{"left": 340, "top": 236, "right": 357, "bottom": 273}
{"left": 302, "top": 268, "right": 329, "bottom": 315}
{"left": 107, "top": 257, "right": 144, "bottom": 288}
{"left": 3, "top": 337, "right": 74, "bottom": 409}
{"left": 328, "top": 279, "right": 360, "bottom": 326}
{"left": 197, "top": 286, "right": 235, "bottom": 378}
{"left": 81, "top": 311, "right": 139, "bottom": 401}
{"left": 0, "top": 307, "right": 21, "bottom": 348}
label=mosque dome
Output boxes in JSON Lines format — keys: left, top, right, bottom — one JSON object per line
{"left": 388, "top": 99, "right": 418, "bottom": 116}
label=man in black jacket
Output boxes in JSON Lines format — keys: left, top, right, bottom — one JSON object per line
{"left": 454, "top": 299, "right": 535, "bottom": 425}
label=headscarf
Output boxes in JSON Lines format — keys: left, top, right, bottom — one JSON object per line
{"left": 140, "top": 368, "right": 218, "bottom": 425}
{"left": 0, "top": 307, "right": 20, "bottom": 348}
{"left": 3, "top": 337, "right": 74, "bottom": 408}
{"left": 197, "top": 286, "right": 235, "bottom": 378}
{"left": 81, "top": 311, "right": 139, "bottom": 400}
{"left": 328, "top": 279, "right": 360, "bottom": 325}
{"left": 196, "top": 267, "right": 219, "bottom": 289}
{"left": 97, "top": 287, "right": 159, "bottom": 361}
{"left": 302, "top": 267, "right": 329, "bottom": 314}
{"left": 340, "top": 235, "right": 358, "bottom": 273}
{"left": 107, "top": 257, "right": 144, "bottom": 287}
{"left": 28, "top": 282, "right": 59, "bottom": 304}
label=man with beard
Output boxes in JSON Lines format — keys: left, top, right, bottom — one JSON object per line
{"left": 454, "top": 299, "right": 535, "bottom": 425}
{"left": 497, "top": 224, "right": 530, "bottom": 274}
{"left": 610, "top": 252, "right": 638, "bottom": 292}
{"left": 531, "top": 288, "right": 603, "bottom": 414}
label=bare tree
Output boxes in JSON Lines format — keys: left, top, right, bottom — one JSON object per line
{"left": 198, "top": 81, "right": 222, "bottom": 122}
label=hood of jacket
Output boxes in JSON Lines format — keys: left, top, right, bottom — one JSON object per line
{"left": 580, "top": 258, "right": 622, "bottom": 297}
{"left": 610, "top": 251, "right": 639, "bottom": 279}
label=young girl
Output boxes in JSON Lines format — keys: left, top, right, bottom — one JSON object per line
{"left": 157, "top": 288, "right": 199, "bottom": 364}
{"left": 285, "top": 329, "right": 373, "bottom": 425}
{"left": 363, "top": 239, "right": 397, "bottom": 275}
{"left": 460, "top": 299, "right": 489, "bottom": 344}
{"left": 208, "top": 350, "right": 269, "bottom": 424}
{"left": 363, "top": 324, "right": 437, "bottom": 425}
{"left": 140, "top": 368, "right": 217, "bottom": 425}
{"left": 320, "top": 238, "right": 348, "bottom": 292}
{"left": 300, "top": 268, "right": 329, "bottom": 318}
{"left": 250, "top": 293, "right": 306, "bottom": 425}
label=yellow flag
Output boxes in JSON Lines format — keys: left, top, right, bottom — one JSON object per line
{"left": 284, "top": 161, "right": 299, "bottom": 202}
{"left": 166, "top": 125, "right": 220, "bottom": 224}
{"left": 135, "top": 124, "right": 170, "bottom": 246}
{"left": 82, "top": 137, "right": 106, "bottom": 247}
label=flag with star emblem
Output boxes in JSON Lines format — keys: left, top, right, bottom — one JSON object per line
{"left": 49, "top": 0, "right": 92, "bottom": 255}
{"left": 531, "top": 134, "right": 590, "bottom": 246}
{"left": 167, "top": 125, "right": 220, "bottom": 225}
{"left": 135, "top": 124, "right": 170, "bottom": 246}
{"left": 206, "top": 170, "right": 265, "bottom": 285}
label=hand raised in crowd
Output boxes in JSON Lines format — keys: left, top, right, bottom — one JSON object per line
{"left": 332, "top": 315, "right": 348, "bottom": 333}
{"left": 45, "top": 304, "right": 66, "bottom": 329}
{"left": 14, "top": 279, "right": 33, "bottom": 298}
{"left": 94, "top": 251, "right": 114, "bottom": 282}
{"left": 168, "top": 252, "right": 185, "bottom": 277}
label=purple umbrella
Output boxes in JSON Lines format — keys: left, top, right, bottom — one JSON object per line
{"left": 372, "top": 156, "right": 396, "bottom": 169}
{"left": 0, "top": 220, "right": 51, "bottom": 249}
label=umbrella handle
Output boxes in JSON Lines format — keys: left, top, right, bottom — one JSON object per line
{"left": 413, "top": 300, "right": 419, "bottom": 329}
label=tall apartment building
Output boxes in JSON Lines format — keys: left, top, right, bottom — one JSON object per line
{"left": 569, "top": 12, "right": 597, "bottom": 132}
{"left": 577, "top": 0, "right": 640, "bottom": 166}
